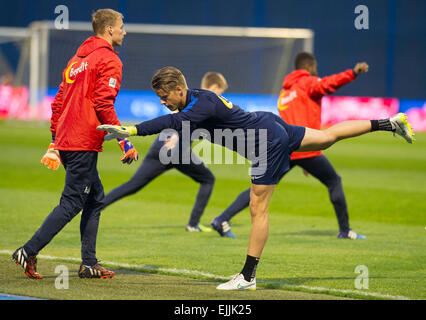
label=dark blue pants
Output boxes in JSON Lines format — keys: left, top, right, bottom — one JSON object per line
{"left": 218, "top": 155, "right": 350, "bottom": 232}
{"left": 24, "top": 151, "right": 104, "bottom": 266}
{"left": 102, "top": 148, "right": 215, "bottom": 227}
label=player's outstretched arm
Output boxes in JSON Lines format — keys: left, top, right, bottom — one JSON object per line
{"left": 98, "top": 99, "right": 215, "bottom": 140}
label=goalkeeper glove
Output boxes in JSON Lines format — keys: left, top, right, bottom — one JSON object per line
{"left": 97, "top": 124, "right": 138, "bottom": 140}
{"left": 41, "top": 142, "right": 61, "bottom": 170}
{"left": 117, "top": 138, "right": 139, "bottom": 164}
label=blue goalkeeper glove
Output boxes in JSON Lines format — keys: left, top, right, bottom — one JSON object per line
{"left": 117, "top": 138, "right": 139, "bottom": 164}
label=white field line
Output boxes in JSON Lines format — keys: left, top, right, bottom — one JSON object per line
{"left": 1, "top": 250, "right": 411, "bottom": 300}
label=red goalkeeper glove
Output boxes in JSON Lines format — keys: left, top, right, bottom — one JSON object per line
{"left": 118, "top": 138, "right": 139, "bottom": 164}
{"left": 41, "top": 142, "right": 61, "bottom": 170}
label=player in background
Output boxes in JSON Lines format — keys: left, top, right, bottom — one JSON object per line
{"left": 201, "top": 71, "right": 228, "bottom": 96}
{"left": 100, "top": 72, "right": 229, "bottom": 232}
{"left": 211, "top": 52, "right": 369, "bottom": 240}
{"left": 12, "top": 9, "right": 139, "bottom": 279}
{"left": 97, "top": 66, "right": 414, "bottom": 290}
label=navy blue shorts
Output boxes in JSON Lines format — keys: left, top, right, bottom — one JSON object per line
{"left": 250, "top": 115, "right": 305, "bottom": 185}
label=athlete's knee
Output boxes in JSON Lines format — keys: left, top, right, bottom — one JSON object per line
{"left": 206, "top": 172, "right": 215, "bottom": 186}
{"left": 249, "top": 201, "right": 266, "bottom": 219}
{"left": 58, "top": 192, "right": 85, "bottom": 216}
{"left": 249, "top": 194, "right": 268, "bottom": 217}
{"left": 249, "top": 185, "right": 274, "bottom": 214}
{"left": 325, "top": 172, "right": 342, "bottom": 189}
{"left": 81, "top": 207, "right": 101, "bottom": 222}
{"left": 199, "top": 171, "right": 215, "bottom": 186}
{"left": 334, "top": 173, "right": 342, "bottom": 184}
{"left": 325, "top": 171, "right": 341, "bottom": 185}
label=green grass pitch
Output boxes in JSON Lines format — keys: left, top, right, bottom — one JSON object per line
{"left": 0, "top": 119, "right": 425, "bottom": 300}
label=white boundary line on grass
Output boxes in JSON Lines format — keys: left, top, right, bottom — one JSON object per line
{"left": 1, "top": 250, "right": 411, "bottom": 300}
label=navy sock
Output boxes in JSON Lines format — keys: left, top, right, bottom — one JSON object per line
{"left": 241, "top": 255, "right": 259, "bottom": 282}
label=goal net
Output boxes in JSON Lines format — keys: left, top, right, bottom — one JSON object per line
{"left": 2, "top": 22, "right": 313, "bottom": 120}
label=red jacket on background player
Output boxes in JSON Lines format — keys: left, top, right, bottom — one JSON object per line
{"left": 278, "top": 68, "right": 356, "bottom": 160}
{"left": 50, "top": 36, "right": 122, "bottom": 152}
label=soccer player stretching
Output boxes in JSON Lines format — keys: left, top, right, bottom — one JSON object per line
{"left": 97, "top": 66, "right": 414, "bottom": 290}
{"left": 12, "top": 9, "right": 138, "bottom": 279}
{"left": 100, "top": 72, "right": 228, "bottom": 232}
{"left": 212, "top": 52, "right": 370, "bottom": 240}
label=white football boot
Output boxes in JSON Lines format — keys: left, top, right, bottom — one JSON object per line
{"left": 216, "top": 273, "right": 256, "bottom": 290}
{"left": 390, "top": 113, "right": 415, "bottom": 144}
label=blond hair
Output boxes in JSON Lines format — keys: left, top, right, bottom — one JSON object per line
{"left": 151, "top": 66, "right": 188, "bottom": 92}
{"left": 201, "top": 72, "right": 228, "bottom": 91}
{"left": 92, "top": 9, "right": 123, "bottom": 35}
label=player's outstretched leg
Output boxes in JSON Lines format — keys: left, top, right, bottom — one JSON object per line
{"left": 297, "top": 113, "right": 414, "bottom": 153}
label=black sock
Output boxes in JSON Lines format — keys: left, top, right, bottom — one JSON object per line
{"left": 241, "top": 255, "right": 259, "bottom": 282}
{"left": 370, "top": 119, "right": 393, "bottom": 132}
